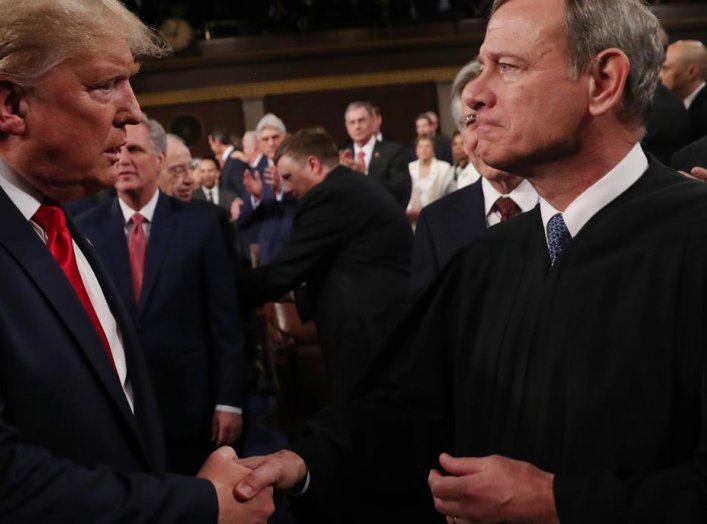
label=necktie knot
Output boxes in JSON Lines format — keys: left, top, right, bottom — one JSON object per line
{"left": 33, "top": 202, "right": 67, "bottom": 234}
{"left": 131, "top": 213, "right": 145, "bottom": 227}
{"left": 547, "top": 213, "right": 572, "bottom": 265}
{"left": 493, "top": 196, "right": 521, "bottom": 222}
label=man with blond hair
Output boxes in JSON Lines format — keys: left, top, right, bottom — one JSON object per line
{"left": 0, "top": 1, "right": 271, "bottom": 521}
{"left": 234, "top": 1, "right": 707, "bottom": 522}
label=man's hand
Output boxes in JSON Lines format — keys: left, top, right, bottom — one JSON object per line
{"left": 428, "top": 453, "right": 558, "bottom": 524}
{"left": 691, "top": 166, "right": 707, "bottom": 181}
{"left": 211, "top": 410, "right": 243, "bottom": 447}
{"left": 339, "top": 149, "right": 366, "bottom": 174}
{"left": 263, "top": 165, "right": 281, "bottom": 193}
{"left": 233, "top": 449, "right": 308, "bottom": 500}
{"left": 197, "top": 447, "right": 274, "bottom": 524}
{"left": 230, "top": 198, "right": 243, "bottom": 221}
{"left": 243, "top": 169, "right": 263, "bottom": 200}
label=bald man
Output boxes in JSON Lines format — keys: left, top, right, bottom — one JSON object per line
{"left": 660, "top": 39, "right": 707, "bottom": 139}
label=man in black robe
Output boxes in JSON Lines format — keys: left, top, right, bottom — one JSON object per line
{"left": 233, "top": 0, "right": 707, "bottom": 522}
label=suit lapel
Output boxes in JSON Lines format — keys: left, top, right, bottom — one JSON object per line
{"left": 138, "top": 192, "right": 175, "bottom": 319}
{"left": 0, "top": 189, "right": 148, "bottom": 458}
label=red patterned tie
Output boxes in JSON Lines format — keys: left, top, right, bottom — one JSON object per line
{"left": 128, "top": 213, "right": 147, "bottom": 301}
{"left": 32, "top": 202, "right": 116, "bottom": 369}
{"left": 493, "top": 196, "right": 521, "bottom": 222}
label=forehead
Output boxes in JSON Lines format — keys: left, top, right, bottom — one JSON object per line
{"left": 199, "top": 159, "right": 218, "bottom": 169}
{"left": 60, "top": 45, "right": 139, "bottom": 83}
{"left": 260, "top": 127, "right": 282, "bottom": 139}
{"left": 346, "top": 107, "right": 369, "bottom": 120}
{"left": 166, "top": 140, "right": 191, "bottom": 164}
{"left": 126, "top": 123, "right": 153, "bottom": 148}
{"left": 482, "top": 0, "right": 564, "bottom": 63}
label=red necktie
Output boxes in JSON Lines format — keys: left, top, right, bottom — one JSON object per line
{"left": 357, "top": 150, "right": 367, "bottom": 173}
{"left": 493, "top": 196, "right": 521, "bottom": 222}
{"left": 32, "top": 202, "right": 116, "bottom": 369}
{"left": 128, "top": 213, "right": 147, "bottom": 301}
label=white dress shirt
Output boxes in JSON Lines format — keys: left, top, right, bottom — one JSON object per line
{"left": 201, "top": 185, "right": 220, "bottom": 205}
{"left": 539, "top": 143, "right": 648, "bottom": 246}
{"left": 456, "top": 162, "right": 482, "bottom": 189}
{"left": 0, "top": 158, "right": 134, "bottom": 412}
{"left": 353, "top": 135, "right": 377, "bottom": 173}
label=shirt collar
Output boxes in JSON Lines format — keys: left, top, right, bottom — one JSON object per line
{"left": 539, "top": 142, "right": 648, "bottom": 240}
{"left": 482, "top": 177, "right": 538, "bottom": 217}
{"left": 221, "top": 145, "right": 235, "bottom": 162}
{"left": 118, "top": 189, "right": 160, "bottom": 224}
{"left": 684, "top": 82, "right": 706, "bottom": 109}
{"left": 0, "top": 157, "right": 46, "bottom": 220}
{"left": 354, "top": 135, "right": 377, "bottom": 156}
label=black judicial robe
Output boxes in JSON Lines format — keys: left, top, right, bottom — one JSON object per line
{"left": 290, "top": 161, "right": 707, "bottom": 523}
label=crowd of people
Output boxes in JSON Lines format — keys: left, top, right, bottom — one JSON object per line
{"left": 1, "top": 0, "right": 707, "bottom": 523}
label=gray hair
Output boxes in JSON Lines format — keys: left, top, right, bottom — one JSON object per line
{"left": 0, "top": 0, "right": 169, "bottom": 88}
{"left": 141, "top": 113, "right": 167, "bottom": 154}
{"left": 450, "top": 59, "right": 481, "bottom": 131}
{"left": 344, "top": 101, "right": 373, "bottom": 117}
{"left": 492, "top": 0, "right": 664, "bottom": 124}
{"left": 256, "top": 113, "right": 287, "bottom": 134}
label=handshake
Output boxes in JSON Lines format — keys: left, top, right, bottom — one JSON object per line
{"left": 197, "top": 447, "right": 307, "bottom": 524}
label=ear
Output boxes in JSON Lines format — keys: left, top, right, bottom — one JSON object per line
{"left": 586, "top": 48, "right": 630, "bottom": 118}
{"left": 0, "top": 81, "right": 28, "bottom": 135}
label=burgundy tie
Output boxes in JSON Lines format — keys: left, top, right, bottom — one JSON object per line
{"left": 32, "top": 202, "right": 115, "bottom": 369}
{"left": 493, "top": 196, "right": 521, "bottom": 222}
{"left": 128, "top": 213, "right": 147, "bottom": 301}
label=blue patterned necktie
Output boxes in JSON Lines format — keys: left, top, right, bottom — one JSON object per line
{"left": 547, "top": 213, "right": 572, "bottom": 265}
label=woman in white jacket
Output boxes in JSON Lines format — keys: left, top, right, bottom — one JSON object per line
{"left": 406, "top": 134, "right": 453, "bottom": 228}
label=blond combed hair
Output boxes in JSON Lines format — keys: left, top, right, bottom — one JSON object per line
{"left": 0, "top": 0, "right": 169, "bottom": 88}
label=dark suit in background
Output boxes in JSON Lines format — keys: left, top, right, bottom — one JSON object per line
{"left": 411, "top": 179, "right": 487, "bottom": 293}
{"left": 688, "top": 87, "right": 707, "bottom": 140}
{"left": 346, "top": 140, "right": 411, "bottom": 207}
{"left": 672, "top": 134, "right": 707, "bottom": 173}
{"left": 77, "top": 192, "right": 246, "bottom": 475}
{"left": 238, "top": 165, "right": 412, "bottom": 401}
{"left": 219, "top": 155, "right": 248, "bottom": 195}
{"left": 0, "top": 187, "right": 216, "bottom": 521}
{"left": 642, "top": 83, "right": 693, "bottom": 164}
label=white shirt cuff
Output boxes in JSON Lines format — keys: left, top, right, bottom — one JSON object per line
{"left": 215, "top": 404, "right": 242, "bottom": 415}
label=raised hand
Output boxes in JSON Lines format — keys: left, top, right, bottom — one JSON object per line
{"left": 243, "top": 169, "right": 263, "bottom": 200}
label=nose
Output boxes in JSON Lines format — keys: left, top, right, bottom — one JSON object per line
{"left": 118, "top": 144, "right": 131, "bottom": 164}
{"left": 463, "top": 74, "right": 492, "bottom": 113}
{"left": 115, "top": 81, "right": 142, "bottom": 127}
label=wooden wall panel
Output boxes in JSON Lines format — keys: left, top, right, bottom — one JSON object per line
{"left": 264, "top": 82, "right": 439, "bottom": 147}
{"left": 142, "top": 99, "right": 245, "bottom": 158}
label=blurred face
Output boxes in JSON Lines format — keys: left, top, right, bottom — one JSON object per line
{"left": 197, "top": 158, "right": 219, "bottom": 188}
{"left": 159, "top": 136, "right": 193, "bottom": 201}
{"left": 464, "top": 0, "right": 589, "bottom": 174}
{"left": 242, "top": 134, "right": 260, "bottom": 162}
{"left": 259, "top": 127, "right": 284, "bottom": 160}
{"left": 660, "top": 44, "right": 693, "bottom": 99}
{"left": 277, "top": 154, "right": 320, "bottom": 198}
{"left": 7, "top": 45, "right": 141, "bottom": 202}
{"left": 415, "top": 137, "right": 435, "bottom": 161}
{"left": 345, "top": 106, "right": 373, "bottom": 145}
{"left": 452, "top": 133, "right": 467, "bottom": 163}
{"left": 114, "top": 123, "right": 161, "bottom": 202}
{"left": 415, "top": 118, "right": 432, "bottom": 137}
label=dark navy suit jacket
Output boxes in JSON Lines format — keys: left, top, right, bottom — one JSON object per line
{"left": 77, "top": 193, "right": 245, "bottom": 469}
{"left": 410, "top": 179, "right": 487, "bottom": 294}
{"left": 0, "top": 187, "right": 217, "bottom": 521}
